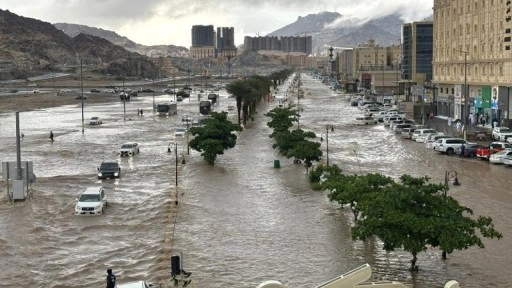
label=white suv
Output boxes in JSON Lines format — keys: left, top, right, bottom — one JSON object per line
{"left": 492, "top": 127, "right": 512, "bottom": 141}
{"left": 74, "top": 186, "right": 107, "bottom": 215}
{"left": 434, "top": 138, "right": 474, "bottom": 155}
{"left": 118, "top": 142, "right": 140, "bottom": 156}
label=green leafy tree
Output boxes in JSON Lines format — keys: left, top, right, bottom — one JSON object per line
{"left": 265, "top": 106, "right": 297, "bottom": 135}
{"left": 324, "top": 173, "right": 394, "bottom": 221}
{"left": 351, "top": 175, "right": 502, "bottom": 271}
{"left": 188, "top": 112, "right": 243, "bottom": 165}
{"left": 287, "top": 138, "right": 322, "bottom": 172}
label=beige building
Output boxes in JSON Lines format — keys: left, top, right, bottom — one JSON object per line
{"left": 433, "top": 0, "right": 512, "bottom": 125}
{"left": 189, "top": 46, "right": 216, "bottom": 59}
{"left": 336, "top": 40, "right": 400, "bottom": 93}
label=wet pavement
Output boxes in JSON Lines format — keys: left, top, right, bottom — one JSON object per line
{"left": 0, "top": 76, "right": 510, "bottom": 288}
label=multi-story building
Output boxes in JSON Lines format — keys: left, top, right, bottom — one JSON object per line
{"left": 190, "top": 25, "right": 238, "bottom": 60}
{"left": 190, "top": 25, "right": 215, "bottom": 59}
{"left": 400, "top": 21, "right": 433, "bottom": 103}
{"left": 335, "top": 40, "right": 400, "bottom": 94}
{"left": 243, "top": 36, "right": 312, "bottom": 55}
{"left": 433, "top": 0, "right": 512, "bottom": 126}
{"left": 216, "top": 27, "right": 237, "bottom": 59}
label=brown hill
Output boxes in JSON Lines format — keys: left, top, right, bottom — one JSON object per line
{"left": 0, "top": 9, "right": 157, "bottom": 80}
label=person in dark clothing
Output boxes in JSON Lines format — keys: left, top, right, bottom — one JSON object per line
{"left": 140, "top": 109, "right": 143, "bottom": 116}
{"left": 106, "top": 268, "right": 116, "bottom": 288}
{"left": 460, "top": 143, "right": 465, "bottom": 157}
{"left": 49, "top": 131, "right": 54, "bottom": 141}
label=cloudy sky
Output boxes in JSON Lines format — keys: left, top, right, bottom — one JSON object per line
{"left": 3, "top": 0, "right": 433, "bottom": 47}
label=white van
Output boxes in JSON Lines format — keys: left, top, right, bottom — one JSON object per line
{"left": 413, "top": 129, "right": 438, "bottom": 142}
{"left": 383, "top": 116, "right": 402, "bottom": 127}
{"left": 355, "top": 116, "right": 378, "bottom": 125}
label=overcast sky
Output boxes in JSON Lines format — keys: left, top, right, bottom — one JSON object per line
{"left": 3, "top": 0, "right": 433, "bottom": 47}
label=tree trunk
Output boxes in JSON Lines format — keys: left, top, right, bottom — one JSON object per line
{"left": 410, "top": 252, "right": 418, "bottom": 271}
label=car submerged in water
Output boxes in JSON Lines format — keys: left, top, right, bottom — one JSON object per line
{"left": 74, "top": 186, "right": 107, "bottom": 216}
{"left": 118, "top": 142, "right": 140, "bottom": 156}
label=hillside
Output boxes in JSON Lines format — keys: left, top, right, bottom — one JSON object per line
{"left": 0, "top": 9, "right": 158, "bottom": 80}
{"left": 54, "top": 23, "right": 188, "bottom": 56}
{"left": 267, "top": 12, "right": 405, "bottom": 53}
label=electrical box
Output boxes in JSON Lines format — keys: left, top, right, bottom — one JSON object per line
{"left": 12, "top": 179, "right": 27, "bottom": 200}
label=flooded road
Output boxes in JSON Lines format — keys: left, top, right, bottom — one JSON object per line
{"left": 0, "top": 76, "right": 511, "bottom": 288}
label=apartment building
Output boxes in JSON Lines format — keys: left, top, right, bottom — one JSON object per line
{"left": 433, "top": 0, "right": 512, "bottom": 126}
{"left": 334, "top": 40, "right": 400, "bottom": 94}
{"left": 190, "top": 25, "right": 237, "bottom": 59}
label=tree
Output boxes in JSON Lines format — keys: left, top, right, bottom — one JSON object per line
{"left": 351, "top": 175, "right": 502, "bottom": 271}
{"left": 188, "top": 112, "right": 243, "bottom": 165}
{"left": 265, "top": 106, "right": 297, "bottom": 135}
{"left": 324, "top": 173, "right": 394, "bottom": 221}
{"left": 226, "top": 80, "right": 253, "bottom": 125}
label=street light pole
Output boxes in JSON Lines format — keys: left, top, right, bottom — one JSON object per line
{"left": 297, "top": 71, "right": 300, "bottom": 129}
{"left": 321, "top": 124, "right": 334, "bottom": 166}
{"left": 442, "top": 169, "right": 460, "bottom": 260}
{"left": 80, "top": 59, "right": 84, "bottom": 134}
{"left": 152, "top": 79, "right": 155, "bottom": 111}
{"left": 458, "top": 50, "right": 468, "bottom": 125}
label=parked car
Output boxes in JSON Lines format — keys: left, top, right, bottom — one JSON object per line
{"left": 90, "top": 89, "right": 101, "bottom": 93}
{"left": 174, "top": 127, "right": 188, "bottom": 138}
{"left": 116, "top": 281, "right": 155, "bottom": 288}
{"left": 355, "top": 116, "right": 378, "bottom": 125}
{"left": 393, "top": 123, "right": 412, "bottom": 134}
{"left": 425, "top": 134, "right": 449, "bottom": 149}
{"left": 118, "top": 142, "right": 140, "bottom": 156}
{"left": 491, "top": 127, "right": 512, "bottom": 141}
{"left": 414, "top": 129, "right": 438, "bottom": 143}
{"left": 503, "top": 155, "right": 512, "bottom": 166}
{"left": 434, "top": 138, "right": 474, "bottom": 155}
{"left": 74, "top": 186, "right": 107, "bottom": 215}
{"left": 455, "top": 144, "right": 483, "bottom": 157}
{"left": 97, "top": 161, "right": 121, "bottom": 179}
{"left": 75, "top": 95, "right": 87, "bottom": 100}
{"left": 372, "top": 111, "right": 389, "bottom": 122}
{"left": 401, "top": 127, "right": 417, "bottom": 139}
{"left": 476, "top": 142, "right": 512, "bottom": 160}
{"left": 383, "top": 116, "right": 402, "bottom": 127}
{"left": 489, "top": 150, "right": 512, "bottom": 164}
{"left": 89, "top": 116, "right": 102, "bottom": 125}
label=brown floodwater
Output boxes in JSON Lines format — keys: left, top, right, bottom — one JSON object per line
{"left": 0, "top": 76, "right": 510, "bottom": 288}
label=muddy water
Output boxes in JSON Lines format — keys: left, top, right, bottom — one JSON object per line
{"left": 0, "top": 78, "right": 510, "bottom": 288}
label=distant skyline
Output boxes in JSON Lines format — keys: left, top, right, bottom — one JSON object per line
{"left": 2, "top": 0, "right": 433, "bottom": 47}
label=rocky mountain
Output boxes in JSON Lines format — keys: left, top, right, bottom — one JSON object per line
{"left": 267, "top": 12, "right": 407, "bottom": 53}
{"left": 0, "top": 9, "right": 158, "bottom": 80}
{"left": 54, "top": 23, "right": 188, "bottom": 56}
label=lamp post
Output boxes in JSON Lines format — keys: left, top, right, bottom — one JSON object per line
{"left": 458, "top": 50, "right": 468, "bottom": 125}
{"left": 152, "top": 79, "right": 156, "bottom": 111}
{"left": 442, "top": 170, "right": 460, "bottom": 260}
{"left": 80, "top": 59, "right": 84, "bottom": 133}
{"left": 320, "top": 124, "right": 335, "bottom": 166}
{"left": 297, "top": 71, "right": 301, "bottom": 129}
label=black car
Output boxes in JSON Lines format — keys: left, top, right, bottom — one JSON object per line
{"left": 97, "top": 161, "right": 121, "bottom": 179}
{"left": 90, "top": 89, "right": 101, "bottom": 93}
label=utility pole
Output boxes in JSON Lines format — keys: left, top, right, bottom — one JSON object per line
{"left": 81, "top": 59, "right": 84, "bottom": 134}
